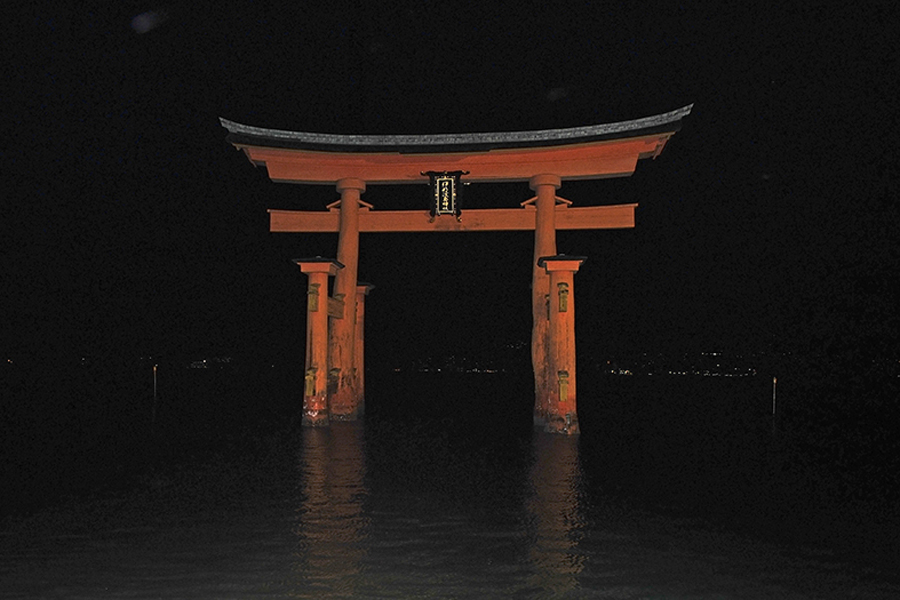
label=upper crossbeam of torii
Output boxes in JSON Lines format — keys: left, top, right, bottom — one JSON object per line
{"left": 221, "top": 104, "right": 692, "bottom": 233}
{"left": 220, "top": 105, "right": 692, "bottom": 433}
{"left": 220, "top": 104, "right": 692, "bottom": 185}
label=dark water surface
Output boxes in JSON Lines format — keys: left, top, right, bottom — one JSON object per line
{"left": 2, "top": 371, "right": 898, "bottom": 598}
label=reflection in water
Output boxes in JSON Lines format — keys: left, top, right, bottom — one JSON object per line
{"left": 289, "top": 419, "right": 591, "bottom": 596}
{"left": 3, "top": 386, "right": 899, "bottom": 598}
{"left": 293, "top": 423, "right": 368, "bottom": 595}
{"left": 526, "top": 433, "right": 585, "bottom": 594}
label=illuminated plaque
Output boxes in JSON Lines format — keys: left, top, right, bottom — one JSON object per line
{"left": 423, "top": 170, "right": 468, "bottom": 220}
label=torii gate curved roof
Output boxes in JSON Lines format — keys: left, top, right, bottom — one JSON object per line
{"left": 220, "top": 104, "right": 692, "bottom": 185}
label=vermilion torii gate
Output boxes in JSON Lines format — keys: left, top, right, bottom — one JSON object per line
{"left": 221, "top": 105, "right": 692, "bottom": 434}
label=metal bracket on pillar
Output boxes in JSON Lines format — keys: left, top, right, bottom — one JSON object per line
{"left": 304, "top": 368, "right": 316, "bottom": 397}
{"left": 558, "top": 370, "right": 569, "bottom": 403}
{"left": 557, "top": 282, "right": 569, "bottom": 312}
{"left": 308, "top": 283, "right": 320, "bottom": 312}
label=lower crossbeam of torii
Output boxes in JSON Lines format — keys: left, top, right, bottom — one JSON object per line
{"left": 221, "top": 104, "right": 692, "bottom": 434}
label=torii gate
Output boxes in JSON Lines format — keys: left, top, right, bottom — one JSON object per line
{"left": 221, "top": 105, "right": 692, "bottom": 434}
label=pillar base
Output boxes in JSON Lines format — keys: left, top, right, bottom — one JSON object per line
{"left": 329, "top": 409, "right": 361, "bottom": 422}
{"left": 302, "top": 414, "right": 330, "bottom": 427}
{"left": 543, "top": 412, "right": 579, "bottom": 435}
{"left": 302, "top": 396, "right": 330, "bottom": 427}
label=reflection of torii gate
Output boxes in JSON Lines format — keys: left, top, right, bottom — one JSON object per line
{"left": 221, "top": 105, "right": 692, "bottom": 434}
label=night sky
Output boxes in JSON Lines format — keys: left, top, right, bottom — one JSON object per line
{"left": 5, "top": 3, "right": 897, "bottom": 378}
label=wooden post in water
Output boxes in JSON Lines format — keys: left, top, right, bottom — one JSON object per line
{"left": 329, "top": 179, "right": 367, "bottom": 421}
{"left": 771, "top": 376, "right": 778, "bottom": 435}
{"left": 354, "top": 283, "right": 375, "bottom": 416}
{"left": 150, "top": 363, "right": 158, "bottom": 435}
{"left": 295, "top": 258, "right": 343, "bottom": 427}
{"left": 530, "top": 174, "right": 560, "bottom": 428}
{"left": 772, "top": 376, "right": 777, "bottom": 415}
{"left": 538, "top": 255, "right": 586, "bottom": 434}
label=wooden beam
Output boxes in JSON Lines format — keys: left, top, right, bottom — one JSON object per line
{"left": 243, "top": 136, "right": 666, "bottom": 185}
{"left": 269, "top": 204, "right": 637, "bottom": 233}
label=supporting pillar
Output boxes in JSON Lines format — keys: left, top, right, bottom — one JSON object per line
{"left": 530, "top": 174, "right": 560, "bottom": 427}
{"left": 537, "top": 255, "right": 585, "bottom": 435}
{"left": 354, "top": 283, "right": 375, "bottom": 417}
{"left": 295, "top": 258, "right": 343, "bottom": 427}
{"left": 329, "top": 178, "right": 367, "bottom": 420}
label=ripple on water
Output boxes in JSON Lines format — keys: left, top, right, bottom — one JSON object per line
{"left": 1, "top": 412, "right": 899, "bottom": 598}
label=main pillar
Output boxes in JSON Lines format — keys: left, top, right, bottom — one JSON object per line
{"left": 295, "top": 258, "right": 343, "bottom": 427}
{"left": 537, "top": 255, "right": 585, "bottom": 435}
{"left": 354, "top": 283, "right": 375, "bottom": 417}
{"left": 329, "top": 178, "right": 366, "bottom": 420}
{"left": 530, "top": 174, "right": 560, "bottom": 427}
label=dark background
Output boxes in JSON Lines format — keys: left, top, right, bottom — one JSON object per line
{"left": 3, "top": 4, "right": 897, "bottom": 453}
{"left": 5, "top": 3, "right": 896, "bottom": 373}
